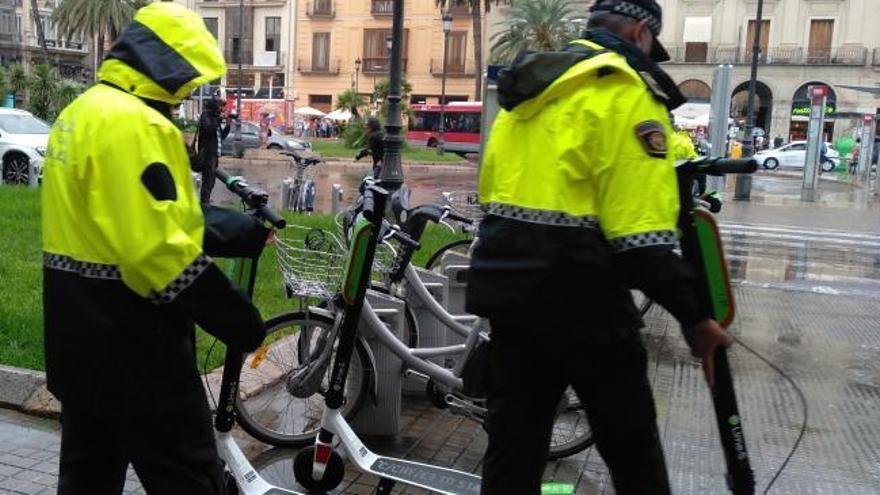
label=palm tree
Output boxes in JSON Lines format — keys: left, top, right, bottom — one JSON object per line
{"left": 490, "top": 0, "right": 580, "bottom": 64}
{"left": 27, "top": 64, "right": 57, "bottom": 121}
{"left": 51, "top": 0, "right": 151, "bottom": 76}
{"left": 337, "top": 88, "right": 367, "bottom": 117}
{"left": 375, "top": 76, "right": 413, "bottom": 120}
{"left": 2, "top": 63, "right": 29, "bottom": 107}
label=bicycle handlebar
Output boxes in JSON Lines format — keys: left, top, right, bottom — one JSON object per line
{"left": 382, "top": 223, "right": 420, "bottom": 249}
{"left": 444, "top": 210, "right": 474, "bottom": 225}
{"left": 215, "top": 168, "right": 287, "bottom": 229}
{"left": 677, "top": 157, "right": 758, "bottom": 176}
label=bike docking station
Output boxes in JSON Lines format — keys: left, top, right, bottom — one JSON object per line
{"left": 402, "top": 266, "right": 451, "bottom": 394}
{"left": 293, "top": 187, "right": 483, "bottom": 495}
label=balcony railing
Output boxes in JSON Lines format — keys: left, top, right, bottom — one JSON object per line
{"left": 297, "top": 58, "right": 341, "bottom": 75}
{"left": 873, "top": 48, "right": 880, "bottom": 66}
{"left": 665, "top": 45, "right": 869, "bottom": 66}
{"left": 307, "top": 0, "right": 334, "bottom": 18}
{"left": 25, "top": 35, "right": 88, "bottom": 52}
{"left": 430, "top": 59, "right": 475, "bottom": 77}
{"left": 224, "top": 50, "right": 254, "bottom": 65}
{"left": 371, "top": 0, "right": 393, "bottom": 15}
{"left": 361, "top": 57, "right": 407, "bottom": 73}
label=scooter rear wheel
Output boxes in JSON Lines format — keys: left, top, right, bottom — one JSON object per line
{"left": 293, "top": 446, "right": 345, "bottom": 493}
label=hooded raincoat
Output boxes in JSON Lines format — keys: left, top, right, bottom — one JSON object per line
{"left": 42, "top": 2, "right": 265, "bottom": 413}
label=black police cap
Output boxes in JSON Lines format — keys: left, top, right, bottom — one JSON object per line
{"left": 589, "top": 0, "right": 670, "bottom": 63}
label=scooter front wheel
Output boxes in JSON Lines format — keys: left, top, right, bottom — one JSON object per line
{"left": 294, "top": 446, "right": 345, "bottom": 493}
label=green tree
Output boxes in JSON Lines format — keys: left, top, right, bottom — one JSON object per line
{"left": 27, "top": 64, "right": 56, "bottom": 121}
{"left": 490, "top": 0, "right": 580, "bottom": 64}
{"left": 0, "top": 63, "right": 29, "bottom": 106}
{"left": 374, "top": 76, "right": 413, "bottom": 120}
{"left": 337, "top": 88, "right": 367, "bottom": 115}
{"left": 51, "top": 0, "right": 152, "bottom": 75}
{"left": 24, "top": 64, "right": 85, "bottom": 121}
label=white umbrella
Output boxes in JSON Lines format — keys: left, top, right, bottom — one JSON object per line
{"left": 294, "top": 106, "right": 327, "bottom": 117}
{"left": 324, "top": 108, "right": 353, "bottom": 122}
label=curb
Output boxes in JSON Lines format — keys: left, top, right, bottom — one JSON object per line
{"left": 0, "top": 365, "right": 60, "bottom": 418}
{"left": 0, "top": 363, "right": 227, "bottom": 419}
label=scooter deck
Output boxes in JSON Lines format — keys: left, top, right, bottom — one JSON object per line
{"left": 368, "top": 457, "right": 481, "bottom": 495}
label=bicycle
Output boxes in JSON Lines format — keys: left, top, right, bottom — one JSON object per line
{"left": 206, "top": 168, "right": 306, "bottom": 494}
{"left": 233, "top": 192, "right": 594, "bottom": 461}
{"left": 281, "top": 150, "right": 321, "bottom": 213}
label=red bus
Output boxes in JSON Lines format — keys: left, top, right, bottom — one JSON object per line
{"left": 407, "top": 102, "right": 482, "bottom": 155}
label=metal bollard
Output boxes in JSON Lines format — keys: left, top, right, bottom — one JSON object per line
{"left": 403, "top": 267, "right": 450, "bottom": 395}
{"left": 27, "top": 160, "right": 37, "bottom": 188}
{"left": 331, "top": 184, "right": 343, "bottom": 214}
{"left": 351, "top": 290, "right": 405, "bottom": 437}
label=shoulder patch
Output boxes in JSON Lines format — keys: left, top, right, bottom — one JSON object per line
{"left": 635, "top": 121, "right": 667, "bottom": 159}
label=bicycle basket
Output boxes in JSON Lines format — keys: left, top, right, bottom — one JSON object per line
{"left": 275, "top": 225, "right": 347, "bottom": 299}
{"left": 443, "top": 190, "right": 484, "bottom": 228}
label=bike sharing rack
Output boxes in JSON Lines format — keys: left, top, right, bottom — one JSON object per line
{"left": 352, "top": 289, "right": 406, "bottom": 436}
{"left": 403, "top": 267, "right": 451, "bottom": 394}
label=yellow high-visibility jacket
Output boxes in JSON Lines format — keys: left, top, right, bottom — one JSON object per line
{"left": 41, "top": 2, "right": 264, "bottom": 410}
{"left": 468, "top": 37, "right": 701, "bottom": 329}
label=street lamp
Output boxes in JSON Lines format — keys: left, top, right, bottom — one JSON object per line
{"left": 378, "top": 0, "right": 406, "bottom": 188}
{"left": 354, "top": 58, "right": 361, "bottom": 94}
{"left": 437, "top": 10, "right": 453, "bottom": 155}
{"left": 734, "top": 0, "right": 764, "bottom": 200}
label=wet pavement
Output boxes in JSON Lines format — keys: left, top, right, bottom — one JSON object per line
{"left": 2, "top": 172, "right": 880, "bottom": 494}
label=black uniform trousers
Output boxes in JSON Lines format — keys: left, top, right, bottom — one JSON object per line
{"left": 480, "top": 319, "right": 671, "bottom": 495}
{"left": 58, "top": 395, "right": 225, "bottom": 494}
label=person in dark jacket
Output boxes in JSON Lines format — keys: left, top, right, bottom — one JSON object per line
{"left": 41, "top": 4, "right": 265, "bottom": 493}
{"left": 196, "top": 96, "right": 233, "bottom": 203}
{"left": 355, "top": 116, "right": 385, "bottom": 178}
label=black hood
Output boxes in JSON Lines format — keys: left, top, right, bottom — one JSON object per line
{"left": 497, "top": 31, "right": 686, "bottom": 112}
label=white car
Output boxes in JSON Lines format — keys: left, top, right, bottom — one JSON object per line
{"left": 754, "top": 141, "right": 839, "bottom": 172}
{"left": 0, "top": 108, "right": 49, "bottom": 185}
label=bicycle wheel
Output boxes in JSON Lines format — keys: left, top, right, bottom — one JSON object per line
{"left": 425, "top": 238, "right": 473, "bottom": 272}
{"left": 548, "top": 387, "right": 594, "bottom": 459}
{"left": 235, "top": 311, "right": 370, "bottom": 447}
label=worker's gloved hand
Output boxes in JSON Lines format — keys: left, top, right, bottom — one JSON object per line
{"left": 683, "top": 319, "right": 734, "bottom": 389}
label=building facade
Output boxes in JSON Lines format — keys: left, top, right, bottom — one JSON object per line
{"left": 291, "top": 0, "right": 478, "bottom": 113}
{"left": 656, "top": 0, "right": 880, "bottom": 141}
{"left": 2, "top": 0, "right": 92, "bottom": 81}
{"left": 488, "top": 0, "right": 880, "bottom": 142}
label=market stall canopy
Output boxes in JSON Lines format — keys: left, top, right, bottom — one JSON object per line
{"left": 324, "top": 108, "right": 353, "bottom": 121}
{"left": 294, "top": 106, "right": 327, "bottom": 117}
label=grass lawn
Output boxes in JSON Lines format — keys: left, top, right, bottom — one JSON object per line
{"left": 0, "top": 187, "right": 467, "bottom": 371}
{"left": 311, "top": 139, "right": 466, "bottom": 163}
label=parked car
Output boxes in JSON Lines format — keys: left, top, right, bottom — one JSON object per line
{"left": 220, "top": 121, "right": 311, "bottom": 156}
{"left": 754, "top": 141, "right": 839, "bottom": 172}
{"left": 0, "top": 108, "right": 49, "bottom": 185}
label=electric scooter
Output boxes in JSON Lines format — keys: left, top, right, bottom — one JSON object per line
{"left": 209, "top": 168, "right": 304, "bottom": 494}
{"left": 675, "top": 157, "right": 757, "bottom": 494}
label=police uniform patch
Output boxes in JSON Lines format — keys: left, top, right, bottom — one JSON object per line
{"left": 635, "top": 120, "right": 667, "bottom": 158}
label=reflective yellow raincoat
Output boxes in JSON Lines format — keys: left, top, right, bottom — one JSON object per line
{"left": 42, "top": 2, "right": 264, "bottom": 412}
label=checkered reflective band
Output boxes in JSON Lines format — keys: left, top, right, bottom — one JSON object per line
{"left": 43, "top": 253, "right": 121, "bottom": 280}
{"left": 149, "top": 254, "right": 213, "bottom": 304}
{"left": 485, "top": 202, "right": 600, "bottom": 229}
{"left": 594, "top": 1, "right": 662, "bottom": 35}
{"left": 609, "top": 230, "right": 677, "bottom": 252}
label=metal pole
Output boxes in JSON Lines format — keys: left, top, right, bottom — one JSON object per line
{"left": 234, "top": 0, "right": 244, "bottom": 157}
{"left": 438, "top": 19, "right": 450, "bottom": 155}
{"left": 708, "top": 65, "right": 733, "bottom": 192}
{"left": 800, "top": 85, "right": 826, "bottom": 202}
{"left": 734, "top": 0, "right": 764, "bottom": 200}
{"left": 378, "top": 0, "right": 405, "bottom": 188}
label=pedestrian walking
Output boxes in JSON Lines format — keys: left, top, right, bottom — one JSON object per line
{"left": 41, "top": 3, "right": 265, "bottom": 493}
{"left": 195, "top": 96, "right": 233, "bottom": 203}
{"left": 468, "top": 1, "right": 732, "bottom": 493}
{"left": 355, "top": 117, "right": 385, "bottom": 178}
